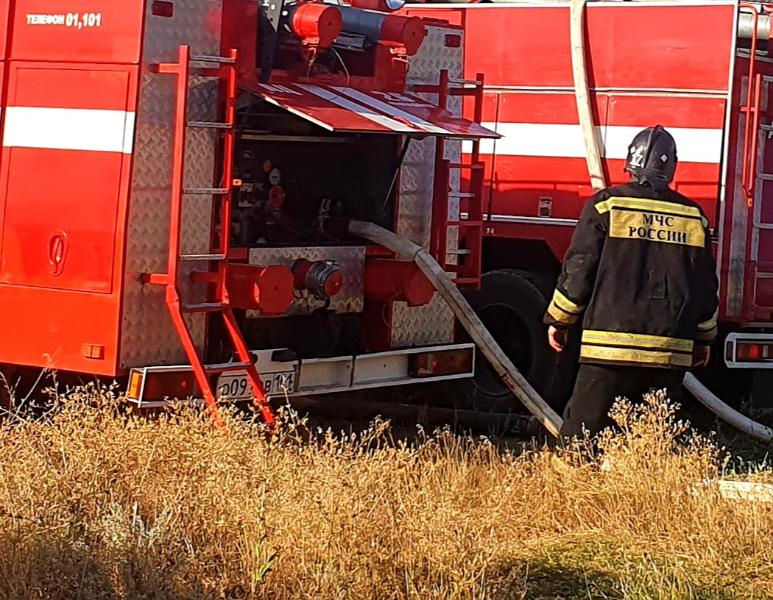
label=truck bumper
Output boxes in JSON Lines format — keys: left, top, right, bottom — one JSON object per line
{"left": 127, "top": 343, "right": 475, "bottom": 407}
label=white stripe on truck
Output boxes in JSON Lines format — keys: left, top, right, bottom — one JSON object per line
{"left": 296, "top": 84, "right": 418, "bottom": 134}
{"left": 3, "top": 107, "right": 136, "bottom": 154}
{"left": 333, "top": 87, "right": 451, "bottom": 135}
{"left": 463, "top": 122, "right": 724, "bottom": 164}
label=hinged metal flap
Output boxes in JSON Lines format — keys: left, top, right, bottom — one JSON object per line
{"left": 243, "top": 81, "right": 499, "bottom": 139}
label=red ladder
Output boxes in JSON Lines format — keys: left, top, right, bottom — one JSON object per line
{"left": 738, "top": 4, "right": 773, "bottom": 319}
{"left": 417, "top": 69, "right": 486, "bottom": 288}
{"left": 144, "top": 45, "right": 275, "bottom": 428}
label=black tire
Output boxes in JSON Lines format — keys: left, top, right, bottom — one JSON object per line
{"left": 456, "top": 269, "right": 577, "bottom": 413}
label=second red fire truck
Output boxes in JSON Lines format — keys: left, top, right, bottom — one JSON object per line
{"left": 407, "top": 0, "right": 773, "bottom": 412}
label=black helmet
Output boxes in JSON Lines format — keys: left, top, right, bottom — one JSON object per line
{"left": 624, "top": 125, "right": 678, "bottom": 190}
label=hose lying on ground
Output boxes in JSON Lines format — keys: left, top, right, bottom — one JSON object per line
{"left": 348, "top": 220, "right": 564, "bottom": 438}
{"left": 683, "top": 373, "right": 773, "bottom": 442}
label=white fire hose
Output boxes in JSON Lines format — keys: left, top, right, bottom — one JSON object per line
{"left": 683, "top": 374, "right": 773, "bottom": 442}
{"left": 348, "top": 220, "right": 564, "bottom": 437}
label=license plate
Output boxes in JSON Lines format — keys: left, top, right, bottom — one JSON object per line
{"left": 217, "top": 371, "right": 295, "bottom": 401}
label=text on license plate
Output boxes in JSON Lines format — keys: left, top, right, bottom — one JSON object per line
{"left": 217, "top": 371, "right": 295, "bottom": 400}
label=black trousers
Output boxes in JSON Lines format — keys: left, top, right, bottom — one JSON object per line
{"left": 560, "top": 363, "right": 684, "bottom": 439}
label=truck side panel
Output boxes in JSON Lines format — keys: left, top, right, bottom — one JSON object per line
{"left": 118, "top": 0, "right": 223, "bottom": 369}
{"left": 0, "top": 2, "right": 143, "bottom": 375}
{"left": 406, "top": 2, "right": 736, "bottom": 260}
{"left": 722, "top": 56, "right": 773, "bottom": 323}
{"left": 0, "top": 66, "right": 132, "bottom": 293}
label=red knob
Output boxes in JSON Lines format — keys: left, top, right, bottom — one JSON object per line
{"left": 323, "top": 270, "right": 344, "bottom": 298}
{"left": 291, "top": 3, "right": 343, "bottom": 48}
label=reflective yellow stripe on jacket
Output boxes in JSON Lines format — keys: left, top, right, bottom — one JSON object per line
{"left": 595, "top": 197, "right": 707, "bottom": 249}
{"left": 696, "top": 309, "right": 718, "bottom": 343}
{"left": 546, "top": 289, "right": 585, "bottom": 325}
{"left": 580, "top": 330, "right": 694, "bottom": 368}
{"left": 595, "top": 197, "right": 706, "bottom": 222}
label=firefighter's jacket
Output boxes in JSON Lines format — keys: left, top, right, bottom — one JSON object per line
{"left": 544, "top": 182, "right": 719, "bottom": 369}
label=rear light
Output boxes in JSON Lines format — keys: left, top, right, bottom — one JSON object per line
{"left": 409, "top": 348, "right": 473, "bottom": 377}
{"left": 735, "top": 341, "right": 772, "bottom": 362}
{"left": 730, "top": 339, "right": 773, "bottom": 364}
{"left": 144, "top": 371, "right": 197, "bottom": 401}
{"left": 127, "top": 370, "right": 198, "bottom": 404}
{"left": 737, "top": 342, "right": 760, "bottom": 361}
{"left": 152, "top": 1, "right": 174, "bottom": 18}
{"left": 127, "top": 371, "right": 143, "bottom": 401}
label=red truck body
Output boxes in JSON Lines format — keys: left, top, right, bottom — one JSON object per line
{"left": 406, "top": 1, "right": 773, "bottom": 379}
{"left": 0, "top": 0, "right": 500, "bottom": 410}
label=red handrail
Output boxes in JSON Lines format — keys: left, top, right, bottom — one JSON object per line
{"left": 741, "top": 3, "right": 763, "bottom": 207}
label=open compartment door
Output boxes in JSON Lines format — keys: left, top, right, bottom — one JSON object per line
{"left": 242, "top": 82, "right": 499, "bottom": 139}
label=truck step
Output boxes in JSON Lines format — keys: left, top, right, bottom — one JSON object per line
{"left": 448, "top": 191, "right": 477, "bottom": 199}
{"left": 447, "top": 77, "right": 483, "bottom": 87}
{"left": 183, "top": 187, "right": 229, "bottom": 195}
{"left": 182, "top": 302, "right": 228, "bottom": 313}
{"left": 180, "top": 253, "right": 226, "bottom": 262}
{"left": 447, "top": 249, "right": 472, "bottom": 256}
{"left": 447, "top": 220, "right": 483, "bottom": 228}
{"left": 448, "top": 163, "right": 484, "bottom": 171}
{"left": 191, "top": 54, "right": 236, "bottom": 64}
{"left": 188, "top": 121, "right": 233, "bottom": 130}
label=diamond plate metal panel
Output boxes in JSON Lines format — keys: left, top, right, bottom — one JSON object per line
{"left": 399, "top": 25, "right": 464, "bottom": 250}
{"left": 182, "top": 76, "right": 219, "bottom": 257}
{"left": 247, "top": 247, "right": 365, "bottom": 315}
{"left": 391, "top": 24, "right": 464, "bottom": 348}
{"left": 397, "top": 135, "right": 434, "bottom": 248}
{"left": 142, "top": 0, "right": 222, "bottom": 64}
{"left": 120, "top": 1, "right": 223, "bottom": 368}
{"left": 407, "top": 24, "right": 464, "bottom": 90}
{"left": 391, "top": 295, "right": 455, "bottom": 347}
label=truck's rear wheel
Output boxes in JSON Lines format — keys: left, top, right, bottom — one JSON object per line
{"left": 457, "top": 269, "right": 576, "bottom": 413}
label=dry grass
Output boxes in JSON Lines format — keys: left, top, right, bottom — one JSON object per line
{"left": 0, "top": 386, "right": 770, "bottom": 599}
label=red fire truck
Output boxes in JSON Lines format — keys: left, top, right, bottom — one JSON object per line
{"left": 405, "top": 0, "right": 773, "bottom": 410}
{"left": 1, "top": 0, "right": 770, "bottom": 426}
{"left": 0, "top": 0, "right": 504, "bottom": 422}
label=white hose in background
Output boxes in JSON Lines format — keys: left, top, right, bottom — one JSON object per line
{"left": 570, "top": 0, "right": 606, "bottom": 192}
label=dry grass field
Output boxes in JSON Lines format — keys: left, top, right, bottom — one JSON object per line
{"left": 0, "top": 385, "right": 770, "bottom": 599}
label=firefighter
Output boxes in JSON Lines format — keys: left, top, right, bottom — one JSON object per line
{"left": 544, "top": 125, "right": 719, "bottom": 440}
